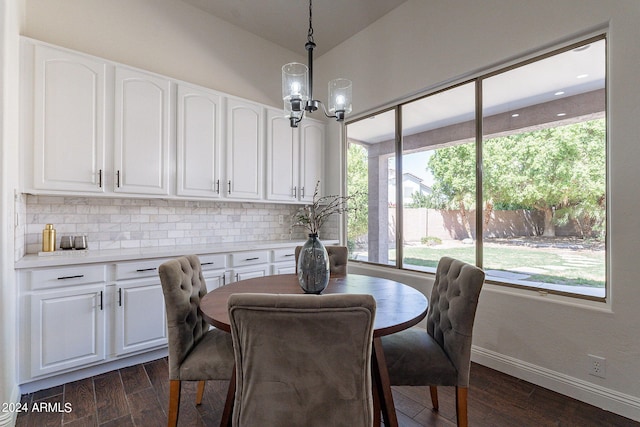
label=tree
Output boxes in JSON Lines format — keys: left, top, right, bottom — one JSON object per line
{"left": 485, "top": 119, "right": 605, "bottom": 236}
{"left": 346, "top": 142, "right": 369, "bottom": 244}
{"left": 427, "top": 119, "right": 606, "bottom": 237}
{"left": 427, "top": 143, "right": 476, "bottom": 238}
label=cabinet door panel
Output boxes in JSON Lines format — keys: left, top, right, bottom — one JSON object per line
{"left": 226, "top": 98, "right": 263, "bottom": 199}
{"left": 114, "top": 67, "right": 171, "bottom": 195}
{"left": 177, "top": 84, "right": 222, "bottom": 197}
{"left": 33, "top": 45, "right": 106, "bottom": 192}
{"left": 115, "top": 281, "right": 167, "bottom": 356}
{"left": 30, "top": 285, "right": 105, "bottom": 377}
{"left": 266, "top": 109, "right": 298, "bottom": 201}
{"left": 299, "top": 121, "right": 325, "bottom": 202}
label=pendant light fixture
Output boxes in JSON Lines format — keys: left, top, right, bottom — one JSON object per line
{"left": 282, "top": 0, "right": 352, "bottom": 127}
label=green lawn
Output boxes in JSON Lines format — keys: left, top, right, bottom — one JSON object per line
{"left": 398, "top": 244, "right": 605, "bottom": 288}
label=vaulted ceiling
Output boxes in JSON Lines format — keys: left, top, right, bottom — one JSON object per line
{"left": 180, "top": 0, "right": 409, "bottom": 56}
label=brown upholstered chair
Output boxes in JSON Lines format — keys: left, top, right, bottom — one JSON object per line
{"left": 294, "top": 244, "right": 348, "bottom": 276}
{"left": 380, "top": 257, "right": 485, "bottom": 427}
{"left": 158, "top": 255, "right": 235, "bottom": 427}
{"left": 228, "top": 293, "right": 376, "bottom": 427}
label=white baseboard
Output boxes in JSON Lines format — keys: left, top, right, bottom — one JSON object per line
{"left": 472, "top": 346, "right": 640, "bottom": 423}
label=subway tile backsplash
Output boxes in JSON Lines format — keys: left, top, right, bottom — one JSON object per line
{"left": 18, "top": 195, "right": 338, "bottom": 257}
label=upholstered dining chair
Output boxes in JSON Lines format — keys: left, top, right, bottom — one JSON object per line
{"left": 380, "top": 257, "right": 485, "bottom": 427}
{"left": 158, "top": 255, "right": 235, "bottom": 427}
{"left": 294, "top": 244, "right": 349, "bottom": 276}
{"left": 228, "top": 293, "right": 376, "bottom": 427}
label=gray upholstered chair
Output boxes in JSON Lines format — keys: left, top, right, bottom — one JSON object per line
{"left": 228, "top": 293, "right": 376, "bottom": 427}
{"left": 294, "top": 244, "right": 348, "bottom": 276}
{"left": 380, "top": 257, "right": 485, "bottom": 427}
{"left": 158, "top": 255, "right": 235, "bottom": 427}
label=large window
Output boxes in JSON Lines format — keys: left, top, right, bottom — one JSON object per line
{"left": 345, "top": 36, "right": 607, "bottom": 299}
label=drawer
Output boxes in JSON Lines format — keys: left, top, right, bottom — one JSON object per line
{"left": 230, "top": 250, "right": 269, "bottom": 267}
{"left": 115, "top": 258, "right": 170, "bottom": 280}
{"left": 198, "top": 254, "right": 227, "bottom": 271}
{"left": 272, "top": 248, "right": 297, "bottom": 263}
{"left": 29, "top": 265, "right": 107, "bottom": 291}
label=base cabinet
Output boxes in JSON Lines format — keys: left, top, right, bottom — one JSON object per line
{"left": 30, "top": 283, "right": 106, "bottom": 378}
{"left": 18, "top": 244, "right": 333, "bottom": 385}
{"left": 114, "top": 281, "right": 167, "bottom": 357}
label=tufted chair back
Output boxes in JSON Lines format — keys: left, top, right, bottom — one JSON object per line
{"left": 426, "top": 256, "right": 485, "bottom": 387}
{"left": 228, "top": 293, "right": 376, "bottom": 427}
{"left": 295, "top": 245, "right": 348, "bottom": 276}
{"left": 159, "top": 255, "right": 209, "bottom": 380}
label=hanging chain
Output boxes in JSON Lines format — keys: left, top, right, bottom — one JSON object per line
{"left": 307, "top": 0, "right": 314, "bottom": 44}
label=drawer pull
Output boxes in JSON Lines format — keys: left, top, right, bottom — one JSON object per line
{"left": 99, "top": 291, "right": 104, "bottom": 311}
{"left": 201, "top": 262, "right": 214, "bottom": 266}
{"left": 57, "top": 274, "right": 84, "bottom": 280}
{"left": 135, "top": 267, "right": 157, "bottom": 272}
{"left": 284, "top": 254, "right": 295, "bottom": 257}
{"left": 118, "top": 288, "right": 122, "bottom": 307}
{"left": 244, "top": 257, "right": 260, "bottom": 261}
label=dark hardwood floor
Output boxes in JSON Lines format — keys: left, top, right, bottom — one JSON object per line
{"left": 16, "top": 359, "right": 637, "bottom": 426}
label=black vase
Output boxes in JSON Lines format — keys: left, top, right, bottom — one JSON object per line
{"left": 297, "top": 233, "right": 330, "bottom": 294}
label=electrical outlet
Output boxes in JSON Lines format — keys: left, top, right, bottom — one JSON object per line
{"left": 588, "top": 354, "right": 606, "bottom": 378}
{"left": 278, "top": 215, "right": 284, "bottom": 225}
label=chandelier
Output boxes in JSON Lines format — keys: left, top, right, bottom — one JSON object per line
{"left": 281, "top": 0, "right": 352, "bottom": 128}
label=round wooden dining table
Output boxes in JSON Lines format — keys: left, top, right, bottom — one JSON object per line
{"left": 199, "top": 273, "right": 428, "bottom": 427}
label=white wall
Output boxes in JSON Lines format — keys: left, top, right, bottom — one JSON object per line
{"left": 23, "top": 0, "right": 303, "bottom": 108}
{"left": 327, "top": 0, "right": 640, "bottom": 421}
{"left": 0, "top": 0, "right": 22, "bottom": 425}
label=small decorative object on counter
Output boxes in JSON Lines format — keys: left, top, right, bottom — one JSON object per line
{"left": 291, "top": 181, "right": 358, "bottom": 294}
{"left": 42, "top": 224, "right": 56, "bottom": 252}
{"left": 60, "top": 235, "right": 73, "bottom": 250}
{"left": 74, "top": 235, "right": 87, "bottom": 250}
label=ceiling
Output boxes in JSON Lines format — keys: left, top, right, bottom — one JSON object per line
{"left": 348, "top": 39, "right": 606, "bottom": 143}
{"left": 180, "top": 0, "right": 409, "bottom": 56}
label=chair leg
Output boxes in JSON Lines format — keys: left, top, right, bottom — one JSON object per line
{"left": 429, "top": 385, "right": 439, "bottom": 411}
{"left": 196, "top": 380, "right": 206, "bottom": 405}
{"left": 455, "top": 386, "right": 468, "bottom": 427}
{"left": 168, "top": 380, "right": 181, "bottom": 427}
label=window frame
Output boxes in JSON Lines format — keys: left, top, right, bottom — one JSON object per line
{"left": 343, "top": 33, "right": 608, "bottom": 302}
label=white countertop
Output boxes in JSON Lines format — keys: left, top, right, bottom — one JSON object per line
{"left": 15, "top": 239, "right": 338, "bottom": 269}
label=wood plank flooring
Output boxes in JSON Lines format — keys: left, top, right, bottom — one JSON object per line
{"left": 16, "top": 359, "right": 637, "bottom": 426}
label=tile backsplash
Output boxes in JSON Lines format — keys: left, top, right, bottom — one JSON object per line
{"left": 18, "top": 195, "right": 338, "bottom": 257}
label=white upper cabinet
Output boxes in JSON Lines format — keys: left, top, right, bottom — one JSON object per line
{"left": 32, "top": 44, "right": 106, "bottom": 193}
{"left": 176, "top": 84, "right": 223, "bottom": 198}
{"left": 299, "top": 120, "right": 325, "bottom": 202}
{"left": 226, "top": 98, "right": 264, "bottom": 200}
{"left": 266, "top": 109, "right": 326, "bottom": 203}
{"left": 22, "top": 39, "right": 325, "bottom": 203}
{"left": 114, "top": 66, "right": 171, "bottom": 195}
{"left": 266, "top": 108, "right": 298, "bottom": 201}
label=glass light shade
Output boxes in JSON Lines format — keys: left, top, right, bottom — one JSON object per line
{"left": 328, "top": 78, "right": 352, "bottom": 116}
{"left": 282, "top": 63, "right": 309, "bottom": 108}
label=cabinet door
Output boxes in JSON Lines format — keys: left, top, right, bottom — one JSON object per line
{"left": 226, "top": 98, "right": 263, "bottom": 200}
{"left": 114, "top": 66, "right": 171, "bottom": 195}
{"left": 33, "top": 44, "right": 106, "bottom": 193}
{"left": 30, "top": 284, "right": 106, "bottom": 377}
{"left": 232, "top": 265, "right": 270, "bottom": 282}
{"left": 176, "top": 84, "right": 223, "bottom": 198}
{"left": 266, "top": 108, "right": 298, "bottom": 201}
{"left": 115, "top": 280, "right": 167, "bottom": 356}
{"left": 299, "top": 120, "right": 325, "bottom": 202}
